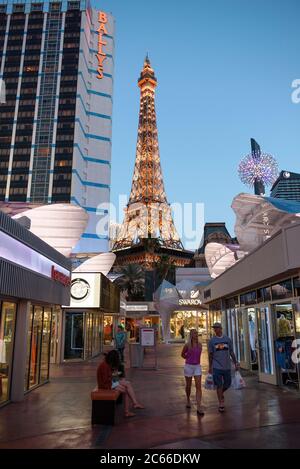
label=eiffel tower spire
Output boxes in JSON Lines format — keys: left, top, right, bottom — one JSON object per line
{"left": 113, "top": 57, "right": 183, "bottom": 251}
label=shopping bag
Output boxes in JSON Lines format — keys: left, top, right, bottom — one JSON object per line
{"left": 204, "top": 373, "right": 215, "bottom": 390}
{"left": 231, "top": 370, "right": 246, "bottom": 390}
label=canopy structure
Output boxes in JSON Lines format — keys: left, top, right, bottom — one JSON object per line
{"left": 11, "top": 203, "right": 88, "bottom": 257}
{"left": 74, "top": 252, "right": 116, "bottom": 275}
{"left": 205, "top": 242, "right": 246, "bottom": 279}
{"left": 232, "top": 193, "right": 300, "bottom": 252}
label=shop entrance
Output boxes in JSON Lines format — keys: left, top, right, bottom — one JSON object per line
{"left": 256, "top": 306, "right": 276, "bottom": 385}
{"left": 273, "top": 303, "right": 299, "bottom": 389}
{"left": 64, "top": 312, "right": 84, "bottom": 359}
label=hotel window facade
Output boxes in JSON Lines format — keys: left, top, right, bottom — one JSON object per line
{"left": 0, "top": 0, "right": 115, "bottom": 253}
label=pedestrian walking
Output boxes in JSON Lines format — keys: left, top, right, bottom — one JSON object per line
{"left": 115, "top": 324, "right": 127, "bottom": 362}
{"left": 181, "top": 328, "right": 204, "bottom": 416}
{"left": 208, "top": 322, "right": 239, "bottom": 413}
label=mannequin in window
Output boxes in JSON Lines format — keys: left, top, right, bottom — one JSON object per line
{"left": 278, "top": 314, "right": 292, "bottom": 337}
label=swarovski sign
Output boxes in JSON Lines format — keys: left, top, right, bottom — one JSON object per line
{"left": 178, "top": 289, "right": 202, "bottom": 306}
{"left": 178, "top": 298, "right": 202, "bottom": 306}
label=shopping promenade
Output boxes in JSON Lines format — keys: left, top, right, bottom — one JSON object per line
{"left": 1, "top": 344, "right": 300, "bottom": 449}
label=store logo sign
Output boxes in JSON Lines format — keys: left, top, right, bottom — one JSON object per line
{"left": 70, "top": 278, "right": 90, "bottom": 300}
{"left": 190, "top": 290, "right": 200, "bottom": 299}
{"left": 51, "top": 266, "right": 71, "bottom": 286}
{"left": 96, "top": 11, "right": 108, "bottom": 79}
{"left": 178, "top": 299, "right": 202, "bottom": 306}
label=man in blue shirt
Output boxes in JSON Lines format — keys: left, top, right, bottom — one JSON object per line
{"left": 208, "top": 322, "right": 239, "bottom": 412}
{"left": 115, "top": 324, "right": 127, "bottom": 362}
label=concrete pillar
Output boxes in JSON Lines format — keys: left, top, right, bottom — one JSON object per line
{"left": 10, "top": 300, "right": 30, "bottom": 402}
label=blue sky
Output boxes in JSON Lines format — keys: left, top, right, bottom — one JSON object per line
{"left": 94, "top": 0, "right": 300, "bottom": 248}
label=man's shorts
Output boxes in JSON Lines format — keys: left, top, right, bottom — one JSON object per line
{"left": 213, "top": 368, "right": 231, "bottom": 390}
{"left": 184, "top": 364, "right": 202, "bottom": 377}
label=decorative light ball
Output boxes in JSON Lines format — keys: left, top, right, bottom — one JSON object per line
{"left": 238, "top": 152, "right": 279, "bottom": 188}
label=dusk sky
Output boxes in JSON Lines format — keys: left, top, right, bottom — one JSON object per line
{"left": 94, "top": 0, "right": 299, "bottom": 248}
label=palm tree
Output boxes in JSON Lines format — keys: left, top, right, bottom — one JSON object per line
{"left": 115, "top": 264, "right": 145, "bottom": 301}
{"left": 154, "top": 254, "right": 175, "bottom": 288}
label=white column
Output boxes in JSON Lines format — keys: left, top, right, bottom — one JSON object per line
{"left": 10, "top": 300, "right": 30, "bottom": 402}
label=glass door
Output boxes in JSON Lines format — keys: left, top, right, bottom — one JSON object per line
{"left": 237, "top": 308, "right": 248, "bottom": 369}
{"left": 64, "top": 312, "right": 84, "bottom": 360}
{"left": 256, "top": 306, "right": 277, "bottom": 385}
{"left": 247, "top": 307, "right": 258, "bottom": 371}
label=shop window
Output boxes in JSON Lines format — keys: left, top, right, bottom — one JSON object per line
{"left": 225, "top": 296, "right": 239, "bottom": 309}
{"left": 24, "top": 305, "right": 53, "bottom": 391}
{"left": 40, "top": 307, "right": 51, "bottom": 382}
{"left": 170, "top": 311, "right": 207, "bottom": 341}
{"left": 257, "top": 287, "right": 271, "bottom": 303}
{"left": 0, "top": 302, "right": 17, "bottom": 405}
{"left": 274, "top": 303, "right": 299, "bottom": 388}
{"left": 103, "top": 316, "right": 114, "bottom": 345}
{"left": 240, "top": 291, "right": 256, "bottom": 307}
{"left": 272, "top": 279, "right": 293, "bottom": 301}
{"left": 293, "top": 277, "right": 300, "bottom": 297}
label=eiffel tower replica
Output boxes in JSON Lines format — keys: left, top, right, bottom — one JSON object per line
{"left": 112, "top": 56, "right": 193, "bottom": 269}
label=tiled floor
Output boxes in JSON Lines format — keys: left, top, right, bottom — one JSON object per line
{"left": 1, "top": 344, "right": 300, "bottom": 449}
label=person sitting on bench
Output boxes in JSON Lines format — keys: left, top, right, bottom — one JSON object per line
{"left": 97, "top": 350, "right": 144, "bottom": 418}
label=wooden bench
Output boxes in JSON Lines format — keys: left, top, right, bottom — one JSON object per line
{"left": 91, "top": 388, "right": 122, "bottom": 425}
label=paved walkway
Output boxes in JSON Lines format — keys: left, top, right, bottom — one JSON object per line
{"left": 1, "top": 344, "right": 300, "bottom": 449}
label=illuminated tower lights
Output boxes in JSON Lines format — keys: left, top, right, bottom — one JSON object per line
{"left": 113, "top": 56, "right": 183, "bottom": 251}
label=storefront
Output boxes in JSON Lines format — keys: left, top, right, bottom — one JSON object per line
{"left": 63, "top": 272, "right": 121, "bottom": 360}
{"left": 170, "top": 310, "right": 208, "bottom": 341}
{"left": 204, "top": 222, "right": 300, "bottom": 390}
{"left": 0, "top": 211, "right": 71, "bottom": 405}
{"left": 124, "top": 302, "right": 161, "bottom": 343}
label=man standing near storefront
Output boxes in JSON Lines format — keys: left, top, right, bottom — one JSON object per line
{"left": 208, "top": 322, "right": 239, "bottom": 412}
{"left": 115, "top": 324, "right": 127, "bottom": 362}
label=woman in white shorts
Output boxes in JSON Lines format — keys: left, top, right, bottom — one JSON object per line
{"left": 181, "top": 329, "right": 204, "bottom": 416}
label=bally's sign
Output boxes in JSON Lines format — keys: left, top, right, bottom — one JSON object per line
{"left": 96, "top": 11, "right": 108, "bottom": 79}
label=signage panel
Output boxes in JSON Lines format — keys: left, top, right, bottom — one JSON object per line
{"left": 0, "top": 230, "right": 70, "bottom": 281}
{"left": 140, "top": 327, "right": 155, "bottom": 347}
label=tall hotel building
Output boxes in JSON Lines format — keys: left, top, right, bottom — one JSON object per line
{"left": 0, "top": 0, "right": 114, "bottom": 253}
